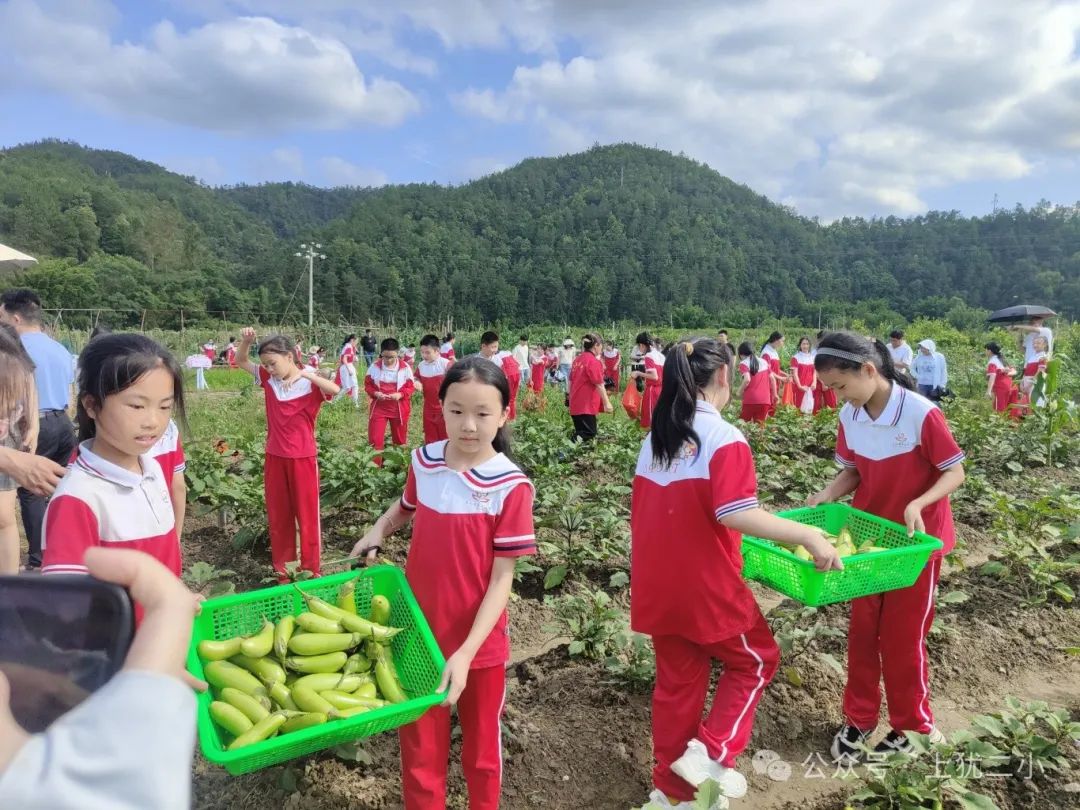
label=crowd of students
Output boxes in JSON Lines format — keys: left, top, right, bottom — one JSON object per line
{"left": 0, "top": 295, "right": 1058, "bottom": 809}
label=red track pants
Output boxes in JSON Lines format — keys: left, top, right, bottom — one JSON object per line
{"left": 651, "top": 611, "right": 780, "bottom": 801}
{"left": 369, "top": 413, "right": 408, "bottom": 466}
{"left": 844, "top": 556, "right": 941, "bottom": 734}
{"left": 422, "top": 408, "right": 448, "bottom": 445}
{"left": 399, "top": 664, "right": 506, "bottom": 809}
{"left": 264, "top": 454, "right": 321, "bottom": 579}
{"left": 740, "top": 403, "right": 770, "bottom": 424}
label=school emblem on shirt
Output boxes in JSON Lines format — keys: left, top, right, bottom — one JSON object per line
{"left": 894, "top": 431, "right": 913, "bottom": 448}
{"left": 471, "top": 490, "right": 493, "bottom": 511}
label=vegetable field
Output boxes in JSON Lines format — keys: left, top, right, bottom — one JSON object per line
{"left": 176, "top": 322, "right": 1080, "bottom": 810}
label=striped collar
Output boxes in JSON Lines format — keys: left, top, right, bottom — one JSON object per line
{"left": 74, "top": 440, "right": 157, "bottom": 489}
{"left": 413, "top": 441, "right": 531, "bottom": 493}
{"left": 850, "top": 383, "right": 906, "bottom": 427}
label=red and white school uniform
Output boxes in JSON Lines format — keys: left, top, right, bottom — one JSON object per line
{"left": 335, "top": 344, "right": 359, "bottom": 404}
{"left": 415, "top": 357, "right": 452, "bottom": 444}
{"left": 834, "top": 384, "right": 964, "bottom": 735}
{"left": 398, "top": 442, "right": 536, "bottom": 810}
{"left": 761, "top": 344, "right": 782, "bottom": 415}
{"left": 255, "top": 367, "right": 332, "bottom": 578}
{"left": 528, "top": 351, "right": 546, "bottom": 394}
{"left": 149, "top": 419, "right": 186, "bottom": 494}
{"left": 738, "top": 358, "right": 772, "bottom": 423}
{"left": 225, "top": 343, "right": 237, "bottom": 368}
{"left": 986, "top": 356, "right": 1015, "bottom": 413}
{"left": 203, "top": 344, "right": 216, "bottom": 362}
{"left": 568, "top": 351, "right": 604, "bottom": 416}
{"left": 789, "top": 351, "right": 817, "bottom": 413}
{"left": 43, "top": 442, "right": 181, "bottom": 622}
{"left": 365, "top": 360, "right": 415, "bottom": 461}
{"left": 439, "top": 341, "right": 456, "bottom": 362}
{"left": 631, "top": 402, "right": 779, "bottom": 801}
{"left": 1022, "top": 351, "right": 1048, "bottom": 386}
{"left": 490, "top": 352, "right": 521, "bottom": 420}
{"left": 639, "top": 349, "right": 666, "bottom": 429}
{"left": 602, "top": 348, "right": 621, "bottom": 391}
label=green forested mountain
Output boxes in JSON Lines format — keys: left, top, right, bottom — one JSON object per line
{"left": 1, "top": 139, "right": 1077, "bottom": 329}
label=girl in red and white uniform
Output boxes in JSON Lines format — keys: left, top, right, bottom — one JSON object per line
{"left": 630, "top": 332, "right": 665, "bottom": 429}
{"left": 225, "top": 337, "right": 238, "bottom": 369}
{"left": 350, "top": 356, "right": 535, "bottom": 810}
{"left": 736, "top": 342, "right": 774, "bottom": 424}
{"left": 335, "top": 334, "right": 360, "bottom": 407}
{"left": 415, "top": 334, "right": 453, "bottom": 444}
{"left": 810, "top": 333, "right": 965, "bottom": 762}
{"left": 790, "top": 337, "right": 818, "bottom": 414}
{"left": 43, "top": 334, "right": 188, "bottom": 592}
{"left": 440, "top": 333, "right": 456, "bottom": 362}
{"left": 528, "top": 345, "right": 547, "bottom": 394}
{"left": 478, "top": 331, "right": 520, "bottom": 420}
{"left": 202, "top": 341, "right": 216, "bottom": 362}
{"left": 631, "top": 338, "right": 840, "bottom": 808}
{"left": 760, "top": 332, "right": 787, "bottom": 416}
{"left": 365, "top": 338, "right": 415, "bottom": 463}
{"left": 236, "top": 329, "right": 339, "bottom": 581}
{"left": 1022, "top": 335, "right": 1049, "bottom": 397}
{"left": 602, "top": 340, "right": 621, "bottom": 392}
{"left": 815, "top": 330, "right": 838, "bottom": 409}
{"left": 984, "top": 342, "right": 1016, "bottom": 414}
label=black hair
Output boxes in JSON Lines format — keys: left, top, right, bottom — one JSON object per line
{"left": 443, "top": 332, "right": 454, "bottom": 342}
{"left": 76, "top": 334, "right": 187, "bottom": 443}
{"left": 737, "top": 341, "right": 759, "bottom": 374}
{"left": 0, "top": 288, "right": 44, "bottom": 324}
{"left": 582, "top": 332, "right": 601, "bottom": 351}
{"left": 340, "top": 333, "right": 356, "bottom": 351}
{"left": 797, "top": 336, "right": 811, "bottom": 351}
{"left": 651, "top": 337, "right": 730, "bottom": 467}
{"left": 762, "top": 331, "right": 783, "bottom": 351}
{"left": 635, "top": 331, "right": 653, "bottom": 350}
{"left": 89, "top": 326, "right": 112, "bottom": 341}
{"left": 420, "top": 334, "right": 440, "bottom": 349}
{"left": 519, "top": 334, "right": 528, "bottom": 341}
{"left": 718, "top": 329, "right": 728, "bottom": 336}
{"left": 438, "top": 355, "right": 512, "bottom": 456}
{"left": 816, "top": 330, "right": 827, "bottom": 341}
{"left": 814, "top": 331, "right": 914, "bottom": 391}
{"left": 380, "top": 337, "right": 400, "bottom": 353}
{"left": 480, "top": 330, "right": 499, "bottom": 346}
{"left": 890, "top": 330, "right": 904, "bottom": 340}
{"left": 229, "top": 336, "right": 236, "bottom": 342}
{"left": 257, "top": 335, "right": 297, "bottom": 361}
{"left": 985, "top": 341, "right": 1004, "bottom": 361}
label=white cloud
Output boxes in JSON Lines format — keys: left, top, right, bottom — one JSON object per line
{"left": 0, "top": 0, "right": 420, "bottom": 132}
{"left": 319, "top": 157, "right": 387, "bottom": 187}
{"left": 459, "top": 155, "right": 509, "bottom": 181}
{"left": 447, "top": 0, "right": 1080, "bottom": 218}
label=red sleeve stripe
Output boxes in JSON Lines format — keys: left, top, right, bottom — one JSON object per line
{"left": 936, "top": 451, "right": 966, "bottom": 471}
{"left": 494, "top": 534, "right": 535, "bottom": 545}
{"left": 493, "top": 541, "right": 536, "bottom": 552}
{"left": 42, "top": 564, "right": 89, "bottom": 575}
{"left": 834, "top": 453, "right": 857, "bottom": 468}
{"left": 400, "top": 495, "right": 416, "bottom": 511}
{"left": 714, "top": 497, "right": 759, "bottom": 520}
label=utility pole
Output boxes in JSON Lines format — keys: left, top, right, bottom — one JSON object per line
{"left": 295, "top": 243, "right": 326, "bottom": 327}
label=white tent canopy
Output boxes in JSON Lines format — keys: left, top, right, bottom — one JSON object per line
{"left": 0, "top": 242, "right": 38, "bottom": 271}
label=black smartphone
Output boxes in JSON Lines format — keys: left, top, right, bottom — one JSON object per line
{"left": 0, "top": 575, "right": 135, "bottom": 733}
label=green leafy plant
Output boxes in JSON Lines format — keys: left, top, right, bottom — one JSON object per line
{"left": 182, "top": 561, "right": 236, "bottom": 598}
{"left": 968, "top": 697, "right": 1080, "bottom": 776}
{"left": 768, "top": 606, "right": 846, "bottom": 687}
{"left": 545, "top": 587, "right": 626, "bottom": 659}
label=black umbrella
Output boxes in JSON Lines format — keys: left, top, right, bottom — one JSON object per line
{"left": 987, "top": 304, "right": 1057, "bottom": 324}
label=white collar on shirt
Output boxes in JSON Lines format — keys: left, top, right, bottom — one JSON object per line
{"left": 75, "top": 440, "right": 158, "bottom": 489}
{"left": 792, "top": 351, "right": 814, "bottom": 363}
{"left": 413, "top": 440, "right": 531, "bottom": 494}
{"left": 849, "top": 382, "right": 906, "bottom": 427}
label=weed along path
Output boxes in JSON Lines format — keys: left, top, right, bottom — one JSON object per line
{"left": 182, "top": 380, "right": 1080, "bottom": 810}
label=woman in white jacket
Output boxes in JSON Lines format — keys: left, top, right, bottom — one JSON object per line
{"left": 912, "top": 339, "right": 948, "bottom": 401}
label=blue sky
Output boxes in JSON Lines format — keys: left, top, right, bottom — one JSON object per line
{"left": 1, "top": 0, "right": 1078, "bottom": 220}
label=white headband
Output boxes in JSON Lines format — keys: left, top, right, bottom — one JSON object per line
{"left": 815, "top": 347, "right": 869, "bottom": 363}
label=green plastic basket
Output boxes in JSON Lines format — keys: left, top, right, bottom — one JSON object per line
{"left": 187, "top": 566, "right": 446, "bottom": 775}
{"left": 741, "top": 504, "right": 943, "bottom": 607}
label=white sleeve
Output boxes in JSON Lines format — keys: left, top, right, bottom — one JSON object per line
{"left": 0, "top": 671, "right": 197, "bottom": 810}
{"left": 937, "top": 355, "right": 948, "bottom": 388}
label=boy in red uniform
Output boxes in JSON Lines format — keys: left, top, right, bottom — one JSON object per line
{"left": 365, "top": 338, "right": 415, "bottom": 464}
{"left": 415, "top": 334, "right": 452, "bottom": 443}
{"left": 478, "top": 330, "right": 520, "bottom": 420}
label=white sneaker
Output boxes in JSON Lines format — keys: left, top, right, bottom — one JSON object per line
{"left": 670, "top": 739, "right": 748, "bottom": 799}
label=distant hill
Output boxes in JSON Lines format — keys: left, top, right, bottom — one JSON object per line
{"left": 1, "top": 139, "right": 1077, "bottom": 328}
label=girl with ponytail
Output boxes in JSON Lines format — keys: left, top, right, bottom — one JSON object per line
{"left": 630, "top": 331, "right": 665, "bottom": 428}
{"left": 735, "top": 342, "right": 773, "bottom": 423}
{"left": 631, "top": 336, "right": 841, "bottom": 808}
{"left": 810, "top": 332, "right": 965, "bottom": 763}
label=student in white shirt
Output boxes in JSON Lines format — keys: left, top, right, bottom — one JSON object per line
{"left": 887, "top": 330, "right": 913, "bottom": 374}
{"left": 912, "top": 340, "right": 948, "bottom": 401}
{"left": 512, "top": 335, "right": 530, "bottom": 388}
{"left": 1009, "top": 316, "right": 1053, "bottom": 397}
